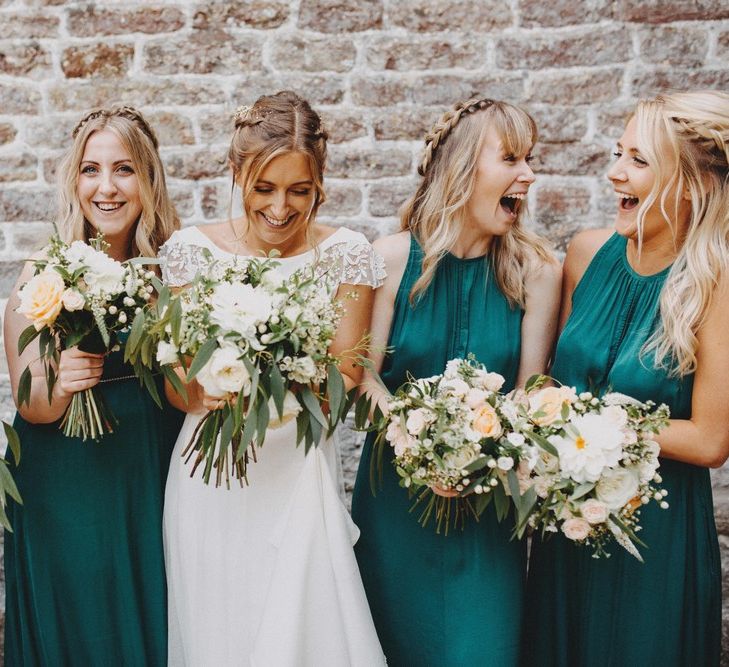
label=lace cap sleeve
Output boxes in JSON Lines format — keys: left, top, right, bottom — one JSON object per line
{"left": 158, "top": 230, "right": 213, "bottom": 287}
{"left": 316, "top": 235, "right": 387, "bottom": 289}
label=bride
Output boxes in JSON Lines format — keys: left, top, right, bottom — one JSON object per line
{"left": 159, "top": 91, "right": 386, "bottom": 666}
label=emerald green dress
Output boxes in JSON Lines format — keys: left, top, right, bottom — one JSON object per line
{"left": 523, "top": 233, "right": 721, "bottom": 666}
{"left": 352, "top": 234, "right": 526, "bottom": 666}
{"left": 4, "top": 343, "right": 183, "bottom": 666}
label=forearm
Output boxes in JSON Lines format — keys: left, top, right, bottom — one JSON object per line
{"left": 15, "top": 377, "right": 73, "bottom": 424}
{"left": 657, "top": 419, "right": 729, "bottom": 469}
{"left": 164, "top": 367, "right": 205, "bottom": 414}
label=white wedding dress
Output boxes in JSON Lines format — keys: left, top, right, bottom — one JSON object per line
{"left": 159, "top": 226, "right": 387, "bottom": 666}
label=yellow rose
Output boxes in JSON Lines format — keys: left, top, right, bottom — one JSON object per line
{"left": 472, "top": 403, "right": 502, "bottom": 439}
{"left": 17, "top": 270, "right": 66, "bottom": 330}
{"left": 528, "top": 386, "right": 576, "bottom": 426}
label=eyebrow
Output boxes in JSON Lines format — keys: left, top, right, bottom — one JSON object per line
{"left": 616, "top": 141, "right": 641, "bottom": 154}
{"left": 256, "top": 179, "right": 313, "bottom": 186}
{"left": 80, "top": 159, "right": 133, "bottom": 166}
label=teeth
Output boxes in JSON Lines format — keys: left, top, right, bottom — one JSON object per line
{"left": 503, "top": 193, "right": 526, "bottom": 200}
{"left": 96, "top": 202, "right": 123, "bottom": 211}
{"left": 262, "top": 212, "right": 290, "bottom": 226}
{"left": 615, "top": 192, "right": 637, "bottom": 200}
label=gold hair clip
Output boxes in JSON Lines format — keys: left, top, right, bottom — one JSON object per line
{"left": 233, "top": 105, "right": 252, "bottom": 122}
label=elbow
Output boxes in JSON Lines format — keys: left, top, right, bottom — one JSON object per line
{"left": 706, "top": 450, "right": 729, "bottom": 469}
{"left": 700, "top": 437, "right": 729, "bottom": 469}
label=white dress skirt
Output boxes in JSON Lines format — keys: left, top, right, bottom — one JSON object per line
{"left": 159, "top": 226, "right": 387, "bottom": 666}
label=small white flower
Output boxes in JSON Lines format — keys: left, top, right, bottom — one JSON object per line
{"left": 497, "top": 456, "right": 514, "bottom": 471}
{"left": 156, "top": 340, "right": 178, "bottom": 366}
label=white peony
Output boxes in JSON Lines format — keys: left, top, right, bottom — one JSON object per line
{"left": 65, "top": 240, "right": 94, "bottom": 271}
{"left": 267, "top": 391, "right": 302, "bottom": 429}
{"left": 406, "top": 408, "right": 431, "bottom": 436}
{"left": 594, "top": 467, "right": 640, "bottom": 511}
{"left": 465, "top": 387, "right": 489, "bottom": 409}
{"left": 82, "top": 248, "right": 126, "bottom": 296}
{"left": 156, "top": 340, "right": 178, "bottom": 366}
{"left": 475, "top": 370, "right": 505, "bottom": 392}
{"left": 580, "top": 498, "right": 609, "bottom": 525}
{"left": 386, "top": 420, "right": 417, "bottom": 457}
{"left": 196, "top": 344, "right": 251, "bottom": 399}
{"left": 551, "top": 412, "right": 624, "bottom": 483}
{"left": 209, "top": 282, "right": 273, "bottom": 335}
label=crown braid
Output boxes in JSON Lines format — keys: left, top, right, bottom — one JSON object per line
{"left": 72, "top": 106, "right": 159, "bottom": 149}
{"left": 418, "top": 97, "right": 495, "bottom": 176}
{"left": 672, "top": 116, "right": 729, "bottom": 170}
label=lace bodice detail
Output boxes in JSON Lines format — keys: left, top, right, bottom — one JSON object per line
{"left": 159, "top": 226, "right": 386, "bottom": 290}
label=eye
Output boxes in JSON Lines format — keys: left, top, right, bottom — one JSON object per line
{"left": 525, "top": 154, "right": 535, "bottom": 164}
{"left": 81, "top": 164, "right": 97, "bottom": 175}
{"left": 117, "top": 164, "right": 135, "bottom": 175}
{"left": 253, "top": 187, "right": 273, "bottom": 194}
{"left": 504, "top": 154, "right": 517, "bottom": 163}
{"left": 612, "top": 151, "right": 622, "bottom": 159}
{"left": 291, "top": 189, "right": 311, "bottom": 196}
{"left": 632, "top": 156, "right": 648, "bottom": 167}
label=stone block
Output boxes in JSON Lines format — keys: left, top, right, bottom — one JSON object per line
{"left": 144, "top": 32, "right": 263, "bottom": 75}
{"left": 528, "top": 68, "right": 624, "bottom": 104}
{"left": 201, "top": 181, "right": 232, "bottom": 220}
{"left": 168, "top": 186, "right": 196, "bottom": 219}
{"left": 631, "top": 68, "right": 729, "bottom": 97}
{"left": 617, "top": 0, "right": 729, "bottom": 23}
{"left": 368, "top": 179, "right": 417, "bottom": 218}
{"left": 4, "top": 13, "right": 60, "bottom": 38}
{"left": 24, "top": 116, "right": 76, "bottom": 150}
{"left": 145, "top": 111, "right": 195, "bottom": 147}
{"left": 0, "top": 153, "right": 37, "bottom": 183}
{"left": 518, "top": 0, "right": 615, "bottom": 27}
{"left": 61, "top": 43, "right": 134, "bottom": 79}
{"left": 318, "top": 109, "right": 367, "bottom": 144}
{"left": 595, "top": 103, "right": 636, "bottom": 141}
{"left": 164, "top": 148, "right": 228, "bottom": 180}
{"left": 192, "top": 0, "right": 290, "bottom": 30}
{"left": 10, "top": 221, "right": 53, "bottom": 256}
{"left": 638, "top": 26, "right": 707, "bottom": 67}
{"left": 275, "top": 74, "right": 346, "bottom": 105}
{"left": 366, "top": 35, "right": 485, "bottom": 70}
{"left": 327, "top": 146, "right": 412, "bottom": 179}
{"left": 66, "top": 5, "right": 186, "bottom": 37}
{"left": 198, "top": 109, "right": 235, "bottom": 145}
{"left": 298, "top": 0, "right": 383, "bottom": 33}
{"left": 372, "top": 107, "right": 441, "bottom": 141}
{"left": 387, "top": 0, "right": 512, "bottom": 32}
{"left": 0, "top": 124, "right": 17, "bottom": 146}
{"left": 270, "top": 35, "right": 356, "bottom": 73}
{"left": 350, "top": 76, "right": 411, "bottom": 106}
{"left": 0, "top": 186, "right": 54, "bottom": 222}
{"left": 718, "top": 30, "right": 729, "bottom": 63}
{"left": 531, "top": 106, "right": 589, "bottom": 144}
{"left": 496, "top": 26, "right": 631, "bottom": 69}
{"left": 319, "top": 181, "right": 363, "bottom": 217}
{"left": 536, "top": 141, "right": 610, "bottom": 176}
{"left": 0, "top": 41, "right": 51, "bottom": 78}
{"left": 410, "top": 73, "right": 526, "bottom": 106}
{"left": 0, "top": 261, "right": 26, "bottom": 298}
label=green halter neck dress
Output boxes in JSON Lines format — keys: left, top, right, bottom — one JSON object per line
{"left": 523, "top": 233, "right": 721, "bottom": 666}
{"left": 352, "top": 234, "right": 527, "bottom": 666}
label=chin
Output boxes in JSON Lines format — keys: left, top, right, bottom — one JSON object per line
{"left": 613, "top": 214, "right": 638, "bottom": 239}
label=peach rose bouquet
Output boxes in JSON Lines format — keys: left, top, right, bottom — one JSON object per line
{"left": 373, "top": 356, "right": 537, "bottom": 533}
{"left": 16, "top": 232, "right": 157, "bottom": 440}
{"left": 514, "top": 376, "right": 671, "bottom": 559}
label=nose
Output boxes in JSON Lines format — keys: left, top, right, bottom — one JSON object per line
{"left": 269, "top": 190, "right": 288, "bottom": 217}
{"left": 518, "top": 161, "right": 536, "bottom": 185}
{"left": 98, "top": 169, "right": 118, "bottom": 196}
{"left": 607, "top": 160, "right": 626, "bottom": 183}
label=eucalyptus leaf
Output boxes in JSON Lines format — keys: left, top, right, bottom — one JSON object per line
{"left": 186, "top": 339, "right": 217, "bottom": 381}
{"left": 17, "top": 325, "right": 40, "bottom": 356}
{"left": 326, "top": 364, "right": 345, "bottom": 423}
{"left": 269, "top": 364, "right": 285, "bottom": 419}
{"left": 0, "top": 459, "right": 22, "bottom": 505}
{"left": 300, "top": 385, "right": 327, "bottom": 428}
{"left": 18, "top": 367, "right": 32, "bottom": 407}
{"left": 3, "top": 422, "right": 20, "bottom": 464}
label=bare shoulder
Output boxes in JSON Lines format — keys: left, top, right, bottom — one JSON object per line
{"left": 373, "top": 231, "right": 410, "bottom": 266}
{"left": 194, "top": 221, "right": 229, "bottom": 243}
{"left": 564, "top": 228, "right": 613, "bottom": 284}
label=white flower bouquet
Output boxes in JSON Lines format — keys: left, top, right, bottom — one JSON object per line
{"left": 515, "top": 377, "right": 671, "bottom": 559}
{"left": 372, "top": 357, "right": 538, "bottom": 533}
{"left": 16, "top": 232, "right": 156, "bottom": 440}
{"left": 140, "top": 254, "right": 358, "bottom": 487}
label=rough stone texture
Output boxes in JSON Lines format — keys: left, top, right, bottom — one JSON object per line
{"left": 1, "top": 0, "right": 729, "bottom": 658}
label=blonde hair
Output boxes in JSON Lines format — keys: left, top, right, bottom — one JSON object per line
{"left": 634, "top": 91, "right": 729, "bottom": 376}
{"left": 227, "top": 91, "right": 328, "bottom": 248}
{"left": 57, "top": 106, "right": 180, "bottom": 265}
{"left": 403, "top": 97, "right": 553, "bottom": 306}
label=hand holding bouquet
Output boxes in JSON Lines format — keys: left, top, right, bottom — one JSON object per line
{"left": 16, "top": 232, "right": 157, "bottom": 440}
{"left": 140, "top": 254, "right": 358, "bottom": 487}
{"left": 373, "top": 357, "right": 538, "bottom": 533}
{"left": 516, "top": 378, "right": 670, "bottom": 559}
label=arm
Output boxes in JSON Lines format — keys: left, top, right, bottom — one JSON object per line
{"left": 514, "top": 256, "right": 562, "bottom": 387}
{"left": 358, "top": 232, "right": 410, "bottom": 415}
{"left": 655, "top": 276, "right": 729, "bottom": 468}
{"left": 5, "top": 262, "right": 104, "bottom": 423}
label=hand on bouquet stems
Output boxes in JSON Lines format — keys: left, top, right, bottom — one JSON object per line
{"left": 55, "top": 347, "right": 104, "bottom": 400}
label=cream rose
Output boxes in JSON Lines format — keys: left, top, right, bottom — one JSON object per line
{"left": 561, "top": 517, "right": 591, "bottom": 541}
{"left": 528, "top": 386, "right": 577, "bottom": 426}
{"left": 268, "top": 391, "right": 302, "bottom": 429}
{"left": 471, "top": 403, "right": 502, "bottom": 439}
{"left": 61, "top": 288, "right": 85, "bottom": 312}
{"left": 406, "top": 408, "right": 430, "bottom": 436}
{"left": 196, "top": 344, "right": 251, "bottom": 399}
{"left": 17, "top": 270, "right": 66, "bottom": 330}
{"left": 580, "top": 498, "right": 609, "bottom": 525}
{"left": 595, "top": 467, "right": 640, "bottom": 511}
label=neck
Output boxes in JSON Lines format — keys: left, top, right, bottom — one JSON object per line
{"left": 450, "top": 229, "right": 493, "bottom": 259}
{"left": 625, "top": 229, "right": 682, "bottom": 275}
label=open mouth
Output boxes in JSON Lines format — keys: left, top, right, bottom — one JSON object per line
{"left": 499, "top": 193, "right": 525, "bottom": 217}
{"left": 617, "top": 192, "right": 639, "bottom": 211}
{"left": 260, "top": 211, "right": 295, "bottom": 228}
{"left": 94, "top": 202, "right": 125, "bottom": 213}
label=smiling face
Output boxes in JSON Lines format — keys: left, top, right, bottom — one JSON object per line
{"left": 77, "top": 129, "right": 142, "bottom": 251}
{"left": 608, "top": 116, "right": 689, "bottom": 243}
{"left": 464, "top": 125, "right": 535, "bottom": 238}
{"left": 242, "top": 151, "right": 316, "bottom": 254}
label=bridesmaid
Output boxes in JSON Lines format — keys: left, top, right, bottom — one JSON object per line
{"left": 523, "top": 91, "right": 729, "bottom": 665}
{"left": 3, "top": 107, "right": 183, "bottom": 665}
{"left": 351, "top": 97, "right": 562, "bottom": 665}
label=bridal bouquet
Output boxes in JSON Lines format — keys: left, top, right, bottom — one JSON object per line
{"left": 516, "top": 379, "right": 670, "bottom": 559}
{"left": 16, "top": 232, "right": 156, "bottom": 440}
{"left": 374, "top": 357, "right": 538, "bottom": 533}
{"left": 144, "top": 255, "right": 357, "bottom": 486}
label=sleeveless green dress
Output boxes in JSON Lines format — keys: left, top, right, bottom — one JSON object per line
{"left": 352, "top": 234, "right": 526, "bottom": 666}
{"left": 4, "top": 342, "right": 184, "bottom": 666}
{"left": 523, "top": 233, "right": 721, "bottom": 666}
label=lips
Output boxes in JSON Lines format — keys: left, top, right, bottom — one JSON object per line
{"left": 94, "top": 201, "right": 125, "bottom": 212}
{"left": 260, "top": 211, "right": 295, "bottom": 228}
{"left": 615, "top": 191, "right": 639, "bottom": 211}
{"left": 499, "top": 192, "right": 526, "bottom": 217}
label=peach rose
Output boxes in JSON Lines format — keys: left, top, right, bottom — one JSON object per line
{"left": 561, "top": 517, "right": 591, "bottom": 541}
{"left": 528, "top": 386, "right": 577, "bottom": 426}
{"left": 471, "top": 403, "right": 502, "bottom": 439}
{"left": 17, "top": 270, "right": 65, "bottom": 330}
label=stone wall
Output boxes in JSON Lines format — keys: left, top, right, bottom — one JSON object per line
{"left": 2, "top": 0, "right": 729, "bottom": 659}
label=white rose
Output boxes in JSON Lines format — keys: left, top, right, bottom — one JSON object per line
{"left": 268, "top": 391, "right": 302, "bottom": 429}
{"left": 465, "top": 387, "right": 489, "bottom": 409}
{"left": 580, "top": 498, "right": 609, "bottom": 525}
{"left": 82, "top": 248, "right": 126, "bottom": 296}
{"left": 386, "top": 421, "right": 416, "bottom": 457}
{"left": 196, "top": 344, "right": 251, "bottom": 399}
{"left": 442, "top": 444, "right": 480, "bottom": 471}
{"left": 156, "top": 340, "right": 178, "bottom": 366}
{"left": 534, "top": 475, "right": 553, "bottom": 498}
{"left": 561, "top": 517, "right": 591, "bottom": 542}
{"left": 497, "top": 456, "right": 514, "bottom": 471}
{"left": 406, "top": 408, "right": 430, "bottom": 436}
{"left": 601, "top": 404, "right": 628, "bottom": 429}
{"left": 209, "top": 282, "right": 273, "bottom": 334}
{"left": 441, "top": 377, "right": 469, "bottom": 397}
{"left": 595, "top": 467, "right": 640, "bottom": 511}
{"left": 477, "top": 370, "right": 505, "bottom": 392}
{"left": 61, "top": 288, "right": 85, "bottom": 312}
{"left": 65, "top": 240, "right": 93, "bottom": 271}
